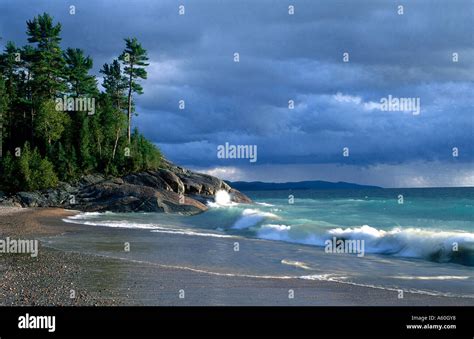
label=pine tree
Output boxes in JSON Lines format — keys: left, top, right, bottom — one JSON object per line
{"left": 0, "top": 13, "right": 163, "bottom": 193}
{"left": 26, "top": 13, "right": 66, "bottom": 99}
{"left": 0, "top": 78, "right": 8, "bottom": 158}
{"left": 53, "top": 141, "right": 76, "bottom": 181}
{"left": 79, "top": 117, "right": 96, "bottom": 172}
{"left": 0, "top": 152, "right": 20, "bottom": 191}
{"left": 119, "top": 38, "right": 149, "bottom": 144}
{"left": 64, "top": 48, "right": 97, "bottom": 97}
{"left": 0, "top": 42, "right": 20, "bottom": 151}
{"left": 100, "top": 61, "right": 128, "bottom": 162}
{"left": 0, "top": 41, "right": 20, "bottom": 100}
{"left": 100, "top": 59, "right": 128, "bottom": 109}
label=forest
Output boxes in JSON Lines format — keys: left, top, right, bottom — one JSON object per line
{"left": 0, "top": 13, "right": 162, "bottom": 192}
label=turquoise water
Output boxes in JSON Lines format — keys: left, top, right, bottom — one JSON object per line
{"left": 47, "top": 187, "right": 474, "bottom": 301}
{"left": 241, "top": 188, "right": 474, "bottom": 266}
{"left": 67, "top": 188, "right": 474, "bottom": 265}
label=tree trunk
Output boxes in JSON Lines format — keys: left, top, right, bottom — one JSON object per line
{"left": 97, "top": 134, "right": 102, "bottom": 158}
{"left": 112, "top": 127, "right": 120, "bottom": 159}
{"left": 127, "top": 89, "right": 132, "bottom": 143}
{"left": 126, "top": 63, "right": 133, "bottom": 144}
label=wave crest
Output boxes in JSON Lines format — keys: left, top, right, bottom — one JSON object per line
{"left": 257, "top": 224, "right": 474, "bottom": 266}
{"left": 231, "top": 208, "right": 279, "bottom": 229}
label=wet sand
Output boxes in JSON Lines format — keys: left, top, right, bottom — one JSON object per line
{"left": 0, "top": 207, "right": 472, "bottom": 306}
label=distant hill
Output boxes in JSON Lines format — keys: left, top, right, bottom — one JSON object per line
{"left": 226, "top": 180, "right": 382, "bottom": 191}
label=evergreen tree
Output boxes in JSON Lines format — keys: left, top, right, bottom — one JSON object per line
{"left": 26, "top": 13, "right": 66, "bottom": 99}
{"left": 0, "top": 41, "right": 20, "bottom": 100}
{"left": 64, "top": 48, "right": 97, "bottom": 97}
{"left": 0, "top": 13, "right": 163, "bottom": 193}
{"left": 13, "top": 142, "right": 58, "bottom": 191}
{"left": 53, "top": 141, "right": 76, "bottom": 181}
{"left": 0, "top": 42, "right": 19, "bottom": 150}
{"left": 100, "top": 59, "right": 127, "bottom": 110}
{"left": 0, "top": 78, "right": 8, "bottom": 157}
{"left": 119, "top": 38, "right": 149, "bottom": 144}
{"left": 79, "top": 117, "right": 96, "bottom": 172}
{"left": 100, "top": 61, "right": 128, "bottom": 163}
{"left": 0, "top": 152, "right": 20, "bottom": 191}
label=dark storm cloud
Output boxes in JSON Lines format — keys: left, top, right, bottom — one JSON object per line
{"left": 0, "top": 0, "right": 472, "bottom": 185}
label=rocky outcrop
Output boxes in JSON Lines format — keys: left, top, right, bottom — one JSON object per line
{"left": 228, "top": 188, "right": 252, "bottom": 204}
{"left": 0, "top": 160, "right": 252, "bottom": 215}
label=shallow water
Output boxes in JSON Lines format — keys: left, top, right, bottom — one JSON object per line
{"left": 46, "top": 188, "right": 474, "bottom": 300}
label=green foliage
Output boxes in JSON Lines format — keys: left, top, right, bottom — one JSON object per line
{"left": 119, "top": 38, "right": 149, "bottom": 95}
{"left": 35, "top": 100, "right": 69, "bottom": 145}
{"left": 53, "top": 142, "right": 77, "bottom": 181}
{"left": 0, "top": 41, "right": 20, "bottom": 101}
{"left": 100, "top": 59, "right": 128, "bottom": 110}
{"left": 0, "top": 13, "right": 163, "bottom": 193}
{"left": 26, "top": 13, "right": 66, "bottom": 98}
{"left": 64, "top": 48, "right": 97, "bottom": 97}
{"left": 0, "top": 152, "right": 20, "bottom": 191}
{"left": 1, "top": 143, "right": 58, "bottom": 192}
{"left": 119, "top": 37, "right": 149, "bottom": 143}
{"left": 125, "top": 129, "right": 162, "bottom": 173}
{"left": 0, "top": 78, "right": 8, "bottom": 147}
{"left": 78, "top": 116, "right": 97, "bottom": 172}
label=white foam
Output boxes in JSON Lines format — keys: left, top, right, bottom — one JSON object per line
{"left": 300, "top": 274, "right": 345, "bottom": 281}
{"left": 281, "top": 259, "right": 313, "bottom": 270}
{"left": 258, "top": 224, "right": 292, "bottom": 241}
{"left": 390, "top": 275, "right": 470, "bottom": 280}
{"left": 255, "top": 223, "right": 474, "bottom": 263}
{"left": 150, "top": 229, "right": 236, "bottom": 239}
{"left": 64, "top": 217, "right": 236, "bottom": 239}
{"left": 256, "top": 202, "right": 275, "bottom": 207}
{"left": 67, "top": 211, "right": 114, "bottom": 220}
{"left": 257, "top": 223, "right": 327, "bottom": 246}
{"left": 207, "top": 201, "right": 238, "bottom": 208}
{"left": 298, "top": 274, "right": 473, "bottom": 298}
{"left": 63, "top": 218, "right": 159, "bottom": 229}
{"left": 231, "top": 208, "right": 279, "bottom": 229}
{"left": 328, "top": 225, "right": 474, "bottom": 260}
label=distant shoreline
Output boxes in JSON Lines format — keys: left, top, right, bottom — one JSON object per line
{"left": 228, "top": 181, "right": 474, "bottom": 191}
{"left": 227, "top": 180, "right": 382, "bottom": 191}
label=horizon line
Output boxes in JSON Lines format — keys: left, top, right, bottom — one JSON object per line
{"left": 225, "top": 179, "right": 474, "bottom": 190}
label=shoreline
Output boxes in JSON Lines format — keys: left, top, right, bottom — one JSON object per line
{"left": 0, "top": 207, "right": 473, "bottom": 306}
{"left": 0, "top": 207, "right": 125, "bottom": 305}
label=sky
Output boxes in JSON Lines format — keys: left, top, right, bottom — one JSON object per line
{"left": 0, "top": 0, "right": 473, "bottom": 187}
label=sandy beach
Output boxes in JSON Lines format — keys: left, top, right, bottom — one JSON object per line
{"left": 0, "top": 207, "right": 472, "bottom": 306}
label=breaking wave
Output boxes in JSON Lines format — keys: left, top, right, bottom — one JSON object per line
{"left": 256, "top": 224, "right": 474, "bottom": 266}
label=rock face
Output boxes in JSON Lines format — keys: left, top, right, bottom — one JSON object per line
{"left": 0, "top": 160, "right": 252, "bottom": 215}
